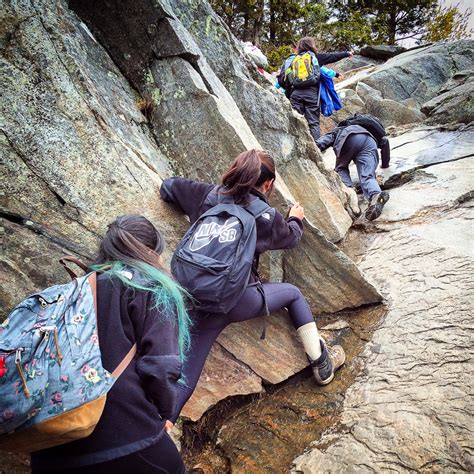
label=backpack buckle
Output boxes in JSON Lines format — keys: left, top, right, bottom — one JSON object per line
{"left": 38, "top": 297, "right": 48, "bottom": 309}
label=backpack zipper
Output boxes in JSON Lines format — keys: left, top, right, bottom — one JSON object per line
{"left": 39, "top": 326, "right": 63, "bottom": 365}
{"left": 53, "top": 328, "right": 63, "bottom": 365}
{"left": 176, "top": 254, "right": 229, "bottom": 275}
{"left": 15, "top": 348, "right": 30, "bottom": 399}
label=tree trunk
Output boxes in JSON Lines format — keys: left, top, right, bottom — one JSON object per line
{"left": 269, "top": 0, "right": 276, "bottom": 42}
{"left": 251, "top": 0, "right": 265, "bottom": 46}
{"left": 388, "top": 0, "right": 398, "bottom": 44}
{"left": 243, "top": 9, "right": 250, "bottom": 42}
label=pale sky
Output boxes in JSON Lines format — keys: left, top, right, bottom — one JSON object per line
{"left": 447, "top": 0, "right": 474, "bottom": 31}
{"left": 398, "top": 0, "right": 473, "bottom": 46}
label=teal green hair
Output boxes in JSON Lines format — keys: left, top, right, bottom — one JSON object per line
{"left": 92, "top": 261, "right": 192, "bottom": 360}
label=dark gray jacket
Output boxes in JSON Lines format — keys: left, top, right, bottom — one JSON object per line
{"left": 316, "top": 125, "right": 390, "bottom": 168}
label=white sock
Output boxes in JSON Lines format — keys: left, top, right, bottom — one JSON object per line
{"left": 297, "top": 322, "right": 322, "bottom": 361}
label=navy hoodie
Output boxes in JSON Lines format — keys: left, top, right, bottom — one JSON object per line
{"left": 160, "top": 177, "right": 304, "bottom": 272}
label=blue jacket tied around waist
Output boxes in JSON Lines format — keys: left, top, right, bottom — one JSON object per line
{"left": 319, "top": 70, "right": 342, "bottom": 117}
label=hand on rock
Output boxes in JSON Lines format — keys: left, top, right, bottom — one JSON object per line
{"left": 165, "top": 420, "right": 174, "bottom": 433}
{"left": 289, "top": 202, "right": 305, "bottom": 220}
{"left": 348, "top": 51, "right": 354, "bottom": 58}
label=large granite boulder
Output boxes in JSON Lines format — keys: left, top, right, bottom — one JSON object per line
{"left": 379, "top": 126, "right": 474, "bottom": 187}
{"left": 422, "top": 70, "right": 474, "bottom": 125}
{"left": 69, "top": 0, "right": 356, "bottom": 244}
{"left": 291, "top": 123, "right": 473, "bottom": 473}
{"left": 325, "top": 55, "right": 383, "bottom": 74}
{"left": 359, "top": 44, "right": 407, "bottom": 60}
{"left": 2, "top": 0, "right": 382, "bottom": 427}
{"left": 360, "top": 40, "right": 474, "bottom": 106}
{"left": 333, "top": 40, "right": 474, "bottom": 129}
{"left": 1, "top": 0, "right": 179, "bottom": 314}
{"left": 292, "top": 192, "right": 473, "bottom": 473}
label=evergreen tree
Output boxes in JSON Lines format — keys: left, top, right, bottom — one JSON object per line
{"left": 210, "top": 0, "right": 471, "bottom": 69}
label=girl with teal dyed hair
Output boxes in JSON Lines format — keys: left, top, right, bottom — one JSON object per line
{"left": 31, "top": 215, "right": 189, "bottom": 474}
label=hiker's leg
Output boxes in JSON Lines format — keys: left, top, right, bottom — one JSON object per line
{"left": 171, "top": 282, "right": 320, "bottom": 421}
{"left": 226, "top": 282, "right": 322, "bottom": 361}
{"left": 335, "top": 150, "right": 353, "bottom": 188}
{"left": 291, "top": 89, "right": 320, "bottom": 140}
{"left": 300, "top": 89, "right": 321, "bottom": 141}
{"left": 226, "top": 282, "right": 312, "bottom": 328}
{"left": 170, "top": 314, "right": 224, "bottom": 423}
{"left": 290, "top": 94, "right": 305, "bottom": 116}
{"left": 227, "top": 283, "right": 344, "bottom": 383}
{"left": 354, "top": 136, "right": 381, "bottom": 200}
{"left": 334, "top": 164, "right": 353, "bottom": 188}
{"left": 337, "top": 133, "right": 368, "bottom": 190}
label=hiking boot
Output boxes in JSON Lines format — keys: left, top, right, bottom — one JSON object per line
{"left": 309, "top": 339, "right": 346, "bottom": 385}
{"left": 365, "top": 191, "right": 390, "bottom": 221}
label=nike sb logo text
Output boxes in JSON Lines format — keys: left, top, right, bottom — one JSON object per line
{"left": 189, "top": 218, "right": 239, "bottom": 251}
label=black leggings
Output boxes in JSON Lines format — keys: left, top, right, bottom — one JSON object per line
{"left": 31, "top": 433, "right": 185, "bottom": 474}
{"left": 170, "top": 282, "right": 314, "bottom": 423}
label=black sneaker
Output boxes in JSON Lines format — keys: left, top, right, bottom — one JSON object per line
{"left": 365, "top": 191, "right": 390, "bottom": 221}
{"left": 309, "top": 339, "right": 346, "bottom": 385}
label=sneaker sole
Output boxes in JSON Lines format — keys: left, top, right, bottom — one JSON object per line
{"left": 315, "top": 352, "right": 346, "bottom": 386}
{"left": 316, "top": 373, "right": 335, "bottom": 386}
{"left": 365, "top": 192, "right": 390, "bottom": 221}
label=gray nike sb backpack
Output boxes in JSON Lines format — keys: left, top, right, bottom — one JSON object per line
{"left": 171, "top": 192, "right": 271, "bottom": 314}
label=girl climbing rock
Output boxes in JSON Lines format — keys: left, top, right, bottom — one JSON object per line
{"left": 278, "top": 37, "right": 351, "bottom": 140}
{"left": 160, "top": 149, "right": 345, "bottom": 430}
{"left": 31, "top": 215, "right": 190, "bottom": 473}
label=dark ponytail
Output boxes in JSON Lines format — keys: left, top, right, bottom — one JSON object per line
{"left": 221, "top": 149, "right": 276, "bottom": 203}
{"left": 296, "top": 36, "right": 317, "bottom": 55}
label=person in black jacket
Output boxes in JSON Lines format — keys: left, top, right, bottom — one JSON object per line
{"left": 31, "top": 215, "right": 191, "bottom": 474}
{"left": 317, "top": 124, "right": 390, "bottom": 221}
{"left": 161, "top": 149, "right": 346, "bottom": 433}
{"left": 278, "top": 37, "right": 352, "bottom": 140}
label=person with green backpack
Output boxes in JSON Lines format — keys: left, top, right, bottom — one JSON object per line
{"left": 277, "top": 37, "right": 352, "bottom": 140}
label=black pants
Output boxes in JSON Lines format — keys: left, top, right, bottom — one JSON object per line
{"left": 290, "top": 87, "right": 320, "bottom": 141}
{"left": 31, "top": 433, "right": 185, "bottom": 474}
{"left": 170, "top": 282, "right": 315, "bottom": 423}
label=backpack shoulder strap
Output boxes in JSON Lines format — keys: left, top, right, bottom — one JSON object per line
{"left": 245, "top": 198, "right": 271, "bottom": 219}
{"left": 309, "top": 51, "right": 319, "bottom": 65}
{"left": 112, "top": 343, "right": 137, "bottom": 378}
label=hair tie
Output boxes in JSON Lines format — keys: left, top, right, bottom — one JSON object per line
{"left": 108, "top": 222, "right": 126, "bottom": 231}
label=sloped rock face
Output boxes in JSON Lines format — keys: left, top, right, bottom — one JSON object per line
{"left": 291, "top": 128, "right": 474, "bottom": 472}
{"left": 69, "top": 0, "right": 355, "bottom": 244}
{"left": 1, "top": 0, "right": 381, "bottom": 431}
{"left": 0, "top": 0, "right": 179, "bottom": 313}
{"left": 360, "top": 44, "right": 407, "bottom": 60}
{"left": 422, "top": 71, "right": 474, "bottom": 125}
{"left": 361, "top": 41, "right": 474, "bottom": 105}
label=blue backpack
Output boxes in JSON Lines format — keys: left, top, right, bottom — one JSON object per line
{"left": 171, "top": 190, "right": 271, "bottom": 315}
{"left": 0, "top": 258, "right": 136, "bottom": 453}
